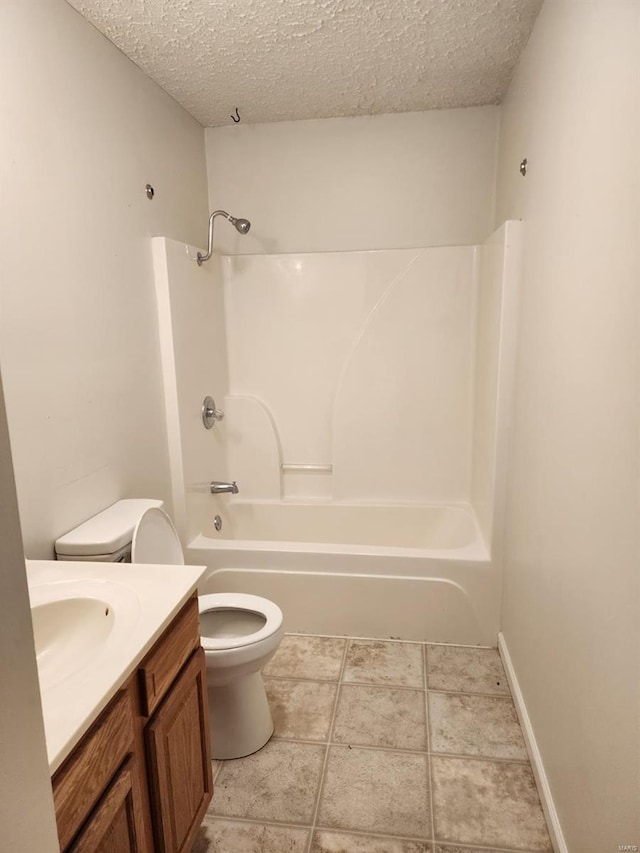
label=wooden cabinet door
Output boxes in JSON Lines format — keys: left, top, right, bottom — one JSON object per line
{"left": 68, "top": 758, "right": 145, "bottom": 853}
{"left": 145, "top": 648, "right": 213, "bottom": 853}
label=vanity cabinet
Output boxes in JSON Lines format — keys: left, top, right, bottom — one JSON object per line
{"left": 52, "top": 595, "right": 213, "bottom": 853}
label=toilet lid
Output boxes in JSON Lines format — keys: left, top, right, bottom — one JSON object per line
{"left": 198, "top": 593, "right": 283, "bottom": 650}
{"left": 132, "top": 507, "right": 185, "bottom": 565}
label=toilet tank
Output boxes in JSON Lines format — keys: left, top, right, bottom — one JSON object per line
{"left": 55, "top": 499, "right": 163, "bottom": 562}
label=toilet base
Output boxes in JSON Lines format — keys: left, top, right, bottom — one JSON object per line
{"left": 207, "top": 671, "right": 274, "bottom": 759}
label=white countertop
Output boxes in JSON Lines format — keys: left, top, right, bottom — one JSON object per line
{"left": 26, "top": 559, "right": 206, "bottom": 774}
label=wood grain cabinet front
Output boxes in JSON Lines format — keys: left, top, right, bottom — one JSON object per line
{"left": 52, "top": 687, "right": 143, "bottom": 852}
{"left": 67, "top": 758, "right": 146, "bottom": 853}
{"left": 52, "top": 596, "right": 212, "bottom": 853}
{"left": 145, "top": 648, "right": 213, "bottom": 853}
{"left": 138, "top": 596, "right": 200, "bottom": 717}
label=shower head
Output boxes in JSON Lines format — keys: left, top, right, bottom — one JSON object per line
{"left": 196, "top": 209, "right": 251, "bottom": 265}
{"left": 229, "top": 216, "right": 251, "bottom": 235}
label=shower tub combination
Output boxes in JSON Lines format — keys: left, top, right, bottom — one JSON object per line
{"left": 156, "top": 221, "right": 521, "bottom": 649}
{"left": 187, "top": 501, "right": 498, "bottom": 647}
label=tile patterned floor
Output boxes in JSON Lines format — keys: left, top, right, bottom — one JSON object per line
{"left": 192, "top": 635, "right": 552, "bottom": 853}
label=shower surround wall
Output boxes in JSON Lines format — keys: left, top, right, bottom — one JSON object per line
{"left": 222, "top": 246, "right": 476, "bottom": 504}
{"left": 220, "top": 222, "right": 520, "bottom": 533}
{"left": 152, "top": 238, "right": 230, "bottom": 543}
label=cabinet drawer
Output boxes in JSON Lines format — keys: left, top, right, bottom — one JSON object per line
{"left": 138, "top": 595, "right": 199, "bottom": 717}
{"left": 53, "top": 689, "right": 135, "bottom": 851}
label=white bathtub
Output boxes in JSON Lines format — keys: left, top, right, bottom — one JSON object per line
{"left": 186, "top": 502, "right": 499, "bottom": 646}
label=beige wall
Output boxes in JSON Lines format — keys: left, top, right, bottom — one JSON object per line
{"left": 496, "top": 1, "right": 640, "bottom": 850}
{"left": 0, "top": 374, "right": 59, "bottom": 851}
{"left": 205, "top": 107, "right": 499, "bottom": 254}
{"left": 0, "top": 0, "right": 209, "bottom": 558}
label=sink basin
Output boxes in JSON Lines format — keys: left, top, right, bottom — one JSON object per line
{"left": 29, "top": 579, "right": 140, "bottom": 692}
{"left": 32, "top": 597, "right": 115, "bottom": 689}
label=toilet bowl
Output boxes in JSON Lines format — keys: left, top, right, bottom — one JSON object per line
{"left": 197, "top": 593, "right": 284, "bottom": 759}
{"left": 54, "top": 499, "right": 284, "bottom": 760}
{"left": 132, "top": 506, "right": 284, "bottom": 759}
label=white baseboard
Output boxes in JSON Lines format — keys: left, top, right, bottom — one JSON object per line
{"left": 498, "top": 632, "right": 568, "bottom": 853}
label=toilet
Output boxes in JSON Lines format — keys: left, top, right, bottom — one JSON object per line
{"left": 54, "top": 499, "right": 284, "bottom": 759}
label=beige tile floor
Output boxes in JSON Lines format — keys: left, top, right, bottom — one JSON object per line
{"left": 193, "top": 635, "right": 552, "bottom": 853}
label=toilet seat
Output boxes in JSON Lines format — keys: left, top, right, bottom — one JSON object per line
{"left": 132, "top": 507, "right": 185, "bottom": 565}
{"left": 198, "top": 593, "right": 283, "bottom": 651}
{"left": 133, "top": 509, "right": 284, "bottom": 651}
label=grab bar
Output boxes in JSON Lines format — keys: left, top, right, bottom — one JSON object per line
{"left": 280, "top": 464, "right": 333, "bottom": 473}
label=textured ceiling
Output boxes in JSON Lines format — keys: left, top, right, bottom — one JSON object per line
{"left": 67, "top": 0, "right": 542, "bottom": 127}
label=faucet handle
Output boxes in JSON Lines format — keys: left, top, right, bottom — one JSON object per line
{"left": 202, "top": 395, "right": 224, "bottom": 429}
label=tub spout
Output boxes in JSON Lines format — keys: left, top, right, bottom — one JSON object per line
{"left": 210, "top": 480, "right": 239, "bottom": 495}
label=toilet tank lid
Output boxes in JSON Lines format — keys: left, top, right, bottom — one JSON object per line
{"left": 54, "top": 499, "right": 164, "bottom": 557}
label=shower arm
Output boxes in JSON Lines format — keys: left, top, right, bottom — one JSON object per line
{"left": 197, "top": 210, "right": 232, "bottom": 266}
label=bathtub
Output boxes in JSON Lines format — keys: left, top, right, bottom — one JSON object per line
{"left": 186, "top": 501, "right": 499, "bottom": 646}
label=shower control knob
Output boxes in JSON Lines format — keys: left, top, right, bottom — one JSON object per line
{"left": 202, "top": 395, "right": 224, "bottom": 429}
